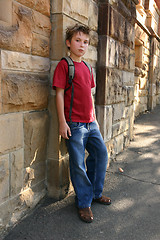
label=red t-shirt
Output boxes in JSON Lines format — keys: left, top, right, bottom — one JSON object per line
{"left": 53, "top": 59, "right": 95, "bottom": 123}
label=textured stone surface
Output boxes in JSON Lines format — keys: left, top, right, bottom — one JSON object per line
{"left": 96, "top": 67, "right": 129, "bottom": 105}
{"left": 32, "top": 33, "right": 50, "bottom": 57}
{"left": 24, "top": 162, "right": 46, "bottom": 189}
{"left": 2, "top": 72, "right": 49, "bottom": 113}
{"left": 52, "top": 0, "right": 90, "bottom": 25}
{"left": 51, "top": 14, "right": 75, "bottom": 60}
{"left": 1, "top": 50, "right": 50, "bottom": 72}
{"left": 0, "top": 2, "right": 51, "bottom": 54}
{"left": 10, "top": 149, "right": 24, "bottom": 197}
{"left": 0, "top": 51, "right": 2, "bottom": 114}
{"left": 47, "top": 157, "right": 70, "bottom": 200}
{"left": 96, "top": 105, "right": 112, "bottom": 141}
{"left": 113, "top": 102, "right": 126, "bottom": 122}
{"left": 15, "top": 0, "right": 50, "bottom": 16}
{"left": 32, "top": 10, "right": 51, "bottom": 37}
{"left": 12, "top": 2, "right": 33, "bottom": 53}
{"left": 24, "top": 110, "right": 49, "bottom": 168}
{"left": 0, "top": 113, "right": 23, "bottom": 154}
{"left": 0, "top": 154, "right": 9, "bottom": 204}
{"left": 20, "top": 181, "right": 46, "bottom": 208}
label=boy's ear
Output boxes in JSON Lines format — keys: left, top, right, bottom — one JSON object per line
{"left": 66, "top": 40, "right": 71, "bottom": 48}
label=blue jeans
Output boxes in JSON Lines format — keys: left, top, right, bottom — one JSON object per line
{"left": 66, "top": 121, "right": 108, "bottom": 208}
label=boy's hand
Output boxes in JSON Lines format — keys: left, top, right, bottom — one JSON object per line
{"left": 59, "top": 122, "right": 71, "bottom": 139}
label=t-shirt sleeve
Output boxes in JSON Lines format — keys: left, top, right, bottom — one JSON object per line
{"left": 52, "top": 60, "right": 68, "bottom": 90}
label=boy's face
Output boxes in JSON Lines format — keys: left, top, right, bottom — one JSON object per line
{"left": 66, "top": 31, "right": 89, "bottom": 60}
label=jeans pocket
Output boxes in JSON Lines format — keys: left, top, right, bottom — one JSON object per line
{"left": 67, "top": 122, "right": 84, "bottom": 130}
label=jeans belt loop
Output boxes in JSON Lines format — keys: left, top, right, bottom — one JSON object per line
{"left": 86, "top": 123, "right": 90, "bottom": 131}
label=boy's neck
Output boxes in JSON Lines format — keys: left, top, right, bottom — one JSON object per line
{"left": 69, "top": 54, "right": 82, "bottom": 63}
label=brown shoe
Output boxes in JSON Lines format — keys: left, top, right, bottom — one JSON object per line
{"left": 94, "top": 195, "right": 111, "bottom": 205}
{"left": 78, "top": 207, "right": 93, "bottom": 223}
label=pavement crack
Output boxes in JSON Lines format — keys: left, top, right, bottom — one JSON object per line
{"left": 107, "top": 170, "right": 160, "bottom": 186}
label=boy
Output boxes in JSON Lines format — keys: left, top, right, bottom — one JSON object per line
{"left": 53, "top": 24, "right": 111, "bottom": 223}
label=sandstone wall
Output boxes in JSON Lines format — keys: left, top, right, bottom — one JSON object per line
{"left": 0, "top": 0, "right": 160, "bottom": 234}
{"left": 0, "top": 0, "right": 50, "bottom": 231}
{"left": 96, "top": 0, "right": 138, "bottom": 161}
{"left": 134, "top": 0, "right": 160, "bottom": 116}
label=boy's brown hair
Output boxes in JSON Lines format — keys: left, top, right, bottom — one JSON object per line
{"left": 65, "top": 24, "right": 90, "bottom": 50}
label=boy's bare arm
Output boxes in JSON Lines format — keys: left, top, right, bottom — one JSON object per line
{"left": 56, "top": 88, "right": 71, "bottom": 139}
{"left": 92, "top": 94, "right": 99, "bottom": 129}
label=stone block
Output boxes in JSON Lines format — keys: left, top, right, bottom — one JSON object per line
{"left": 32, "top": 33, "right": 50, "bottom": 57}
{"left": 24, "top": 110, "right": 49, "bottom": 168}
{"left": 35, "top": 0, "right": 50, "bottom": 17}
{"left": 96, "top": 67, "right": 124, "bottom": 105}
{"left": 0, "top": 51, "right": 2, "bottom": 114}
{"left": 2, "top": 72, "right": 49, "bottom": 113}
{"left": 12, "top": 2, "right": 33, "bottom": 53}
{"left": 32, "top": 10, "right": 51, "bottom": 37}
{"left": 123, "top": 130, "right": 130, "bottom": 148}
{"left": 47, "top": 94, "right": 59, "bottom": 161}
{"left": 98, "top": 36, "right": 119, "bottom": 67}
{"left": 16, "top": 0, "right": 36, "bottom": 10}
{"left": 117, "top": 0, "right": 134, "bottom": 24}
{"left": 110, "top": 7, "right": 126, "bottom": 42}
{"left": 97, "top": 36, "right": 108, "bottom": 67}
{"left": 113, "top": 102, "right": 125, "bottom": 122}
{"left": 83, "top": 45, "right": 97, "bottom": 67}
{"left": 124, "top": 21, "right": 135, "bottom": 49}
{"left": 0, "top": 195, "right": 24, "bottom": 230}
{"left": 107, "top": 38, "right": 117, "bottom": 67}
{"left": 105, "top": 138, "right": 116, "bottom": 161}
{"left": 114, "top": 134, "right": 124, "bottom": 154}
{"left": 0, "top": 113, "right": 23, "bottom": 155}
{"left": 135, "top": 24, "right": 149, "bottom": 46}
{"left": 129, "top": 49, "right": 135, "bottom": 71}
{"left": 156, "top": 95, "right": 160, "bottom": 105}
{"left": 0, "top": 180, "right": 45, "bottom": 231}
{"left": 98, "top": 3, "right": 110, "bottom": 35}
{"left": 0, "top": 0, "right": 12, "bottom": 26}
{"left": 50, "top": 14, "right": 75, "bottom": 60}
{"left": 112, "top": 119, "right": 129, "bottom": 137}
{"left": 47, "top": 157, "right": 70, "bottom": 200}
{"left": 50, "top": 61, "right": 59, "bottom": 85}
{"left": 96, "top": 105, "right": 112, "bottom": 142}
{"left": 139, "top": 89, "right": 148, "bottom": 97}
{"left": 0, "top": 23, "right": 30, "bottom": 54}
{"left": 47, "top": 94, "right": 68, "bottom": 160}
{"left": 51, "top": 0, "right": 62, "bottom": 13}
{"left": 118, "top": 43, "right": 130, "bottom": 70}
{"left": 124, "top": 86, "right": 134, "bottom": 106}
{"left": 1, "top": 50, "right": 50, "bottom": 72}
{"left": 20, "top": 181, "right": 46, "bottom": 208}
{"left": 122, "top": 71, "right": 134, "bottom": 86}
{"left": 63, "top": 0, "right": 89, "bottom": 25}
{"left": 24, "top": 161, "right": 46, "bottom": 190}
{"left": 89, "top": 30, "right": 98, "bottom": 47}
{"left": 16, "top": 0, "right": 50, "bottom": 16}
{"left": 10, "top": 149, "right": 24, "bottom": 197}
{"left": 128, "top": 104, "right": 134, "bottom": 139}
{"left": 88, "top": 2, "right": 98, "bottom": 30}
{"left": 149, "top": 83, "right": 156, "bottom": 96}
{"left": 0, "top": 154, "right": 9, "bottom": 204}
{"left": 51, "top": 0, "right": 90, "bottom": 25}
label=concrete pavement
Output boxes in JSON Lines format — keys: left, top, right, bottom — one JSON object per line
{"left": 3, "top": 105, "right": 160, "bottom": 240}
